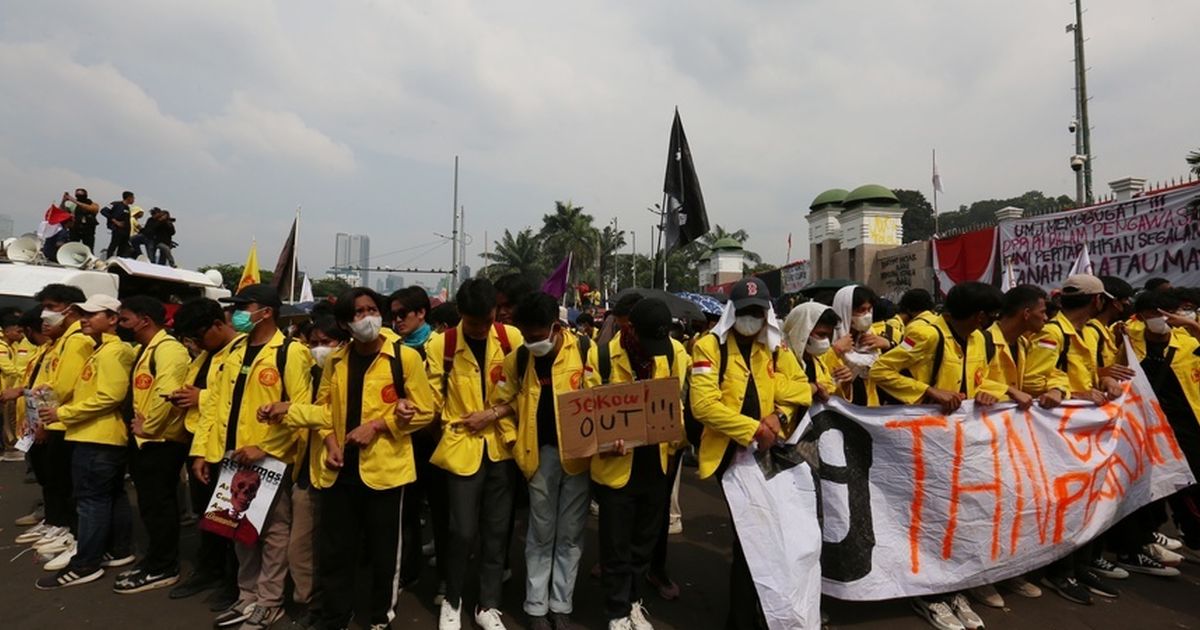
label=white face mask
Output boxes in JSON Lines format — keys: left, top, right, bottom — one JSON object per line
{"left": 806, "top": 336, "right": 831, "bottom": 356}
{"left": 1146, "top": 316, "right": 1171, "bottom": 335}
{"left": 525, "top": 336, "right": 556, "bottom": 357}
{"left": 41, "top": 309, "right": 66, "bottom": 328}
{"left": 851, "top": 313, "right": 873, "bottom": 332}
{"left": 310, "top": 345, "right": 335, "bottom": 368}
{"left": 348, "top": 315, "right": 383, "bottom": 343}
{"left": 734, "top": 315, "right": 765, "bottom": 337}
{"left": 1181, "top": 309, "right": 1198, "bottom": 322}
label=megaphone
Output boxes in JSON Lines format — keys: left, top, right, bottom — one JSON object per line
{"left": 56, "top": 242, "right": 95, "bottom": 268}
{"left": 6, "top": 237, "right": 40, "bottom": 263}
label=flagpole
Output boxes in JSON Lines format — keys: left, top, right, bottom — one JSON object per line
{"left": 932, "top": 149, "right": 939, "bottom": 236}
{"left": 657, "top": 194, "right": 668, "bottom": 290}
{"left": 562, "top": 252, "right": 572, "bottom": 307}
{"left": 291, "top": 206, "right": 301, "bottom": 303}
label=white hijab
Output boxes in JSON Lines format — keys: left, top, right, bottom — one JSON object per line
{"left": 782, "top": 302, "right": 830, "bottom": 362}
{"left": 830, "top": 284, "right": 879, "bottom": 377}
{"left": 712, "top": 299, "right": 783, "bottom": 351}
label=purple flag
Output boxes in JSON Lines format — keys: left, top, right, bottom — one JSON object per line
{"left": 541, "top": 254, "right": 571, "bottom": 299}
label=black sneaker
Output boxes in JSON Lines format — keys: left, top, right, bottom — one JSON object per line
{"left": 213, "top": 601, "right": 255, "bottom": 627}
{"left": 169, "top": 570, "right": 222, "bottom": 599}
{"left": 114, "top": 568, "right": 181, "bottom": 594}
{"left": 528, "top": 615, "right": 553, "bottom": 630}
{"left": 549, "top": 612, "right": 575, "bottom": 630}
{"left": 1040, "top": 576, "right": 1092, "bottom": 605}
{"left": 100, "top": 552, "right": 136, "bottom": 568}
{"left": 35, "top": 567, "right": 105, "bottom": 590}
{"left": 1078, "top": 571, "right": 1118, "bottom": 599}
{"left": 1116, "top": 552, "right": 1182, "bottom": 577}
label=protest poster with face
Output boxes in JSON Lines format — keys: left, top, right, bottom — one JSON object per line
{"left": 199, "top": 453, "right": 287, "bottom": 545}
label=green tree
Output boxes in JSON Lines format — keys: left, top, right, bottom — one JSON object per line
{"left": 480, "top": 228, "right": 545, "bottom": 280}
{"left": 1188, "top": 149, "right": 1200, "bottom": 176}
{"left": 696, "top": 224, "right": 761, "bottom": 264}
{"left": 894, "top": 189, "right": 936, "bottom": 242}
{"left": 596, "top": 225, "right": 627, "bottom": 295}
{"left": 311, "top": 277, "right": 352, "bottom": 298}
{"left": 539, "top": 201, "right": 598, "bottom": 286}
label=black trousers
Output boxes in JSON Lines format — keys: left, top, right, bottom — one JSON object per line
{"left": 400, "top": 429, "right": 449, "bottom": 586}
{"left": 106, "top": 230, "right": 131, "bottom": 258}
{"left": 1049, "top": 542, "right": 1095, "bottom": 580}
{"left": 318, "top": 475, "right": 404, "bottom": 629}
{"left": 131, "top": 441, "right": 188, "bottom": 572}
{"left": 595, "top": 454, "right": 670, "bottom": 620}
{"left": 188, "top": 462, "right": 235, "bottom": 579}
{"left": 31, "top": 430, "right": 75, "bottom": 530}
{"left": 651, "top": 453, "right": 682, "bottom": 575}
{"left": 444, "top": 457, "right": 515, "bottom": 610}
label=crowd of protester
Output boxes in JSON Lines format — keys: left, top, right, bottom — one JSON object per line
{"left": 41, "top": 187, "right": 177, "bottom": 265}
{"left": 1, "top": 270, "right": 1198, "bottom": 630}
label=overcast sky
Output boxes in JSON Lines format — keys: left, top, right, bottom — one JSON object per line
{"left": 2, "top": 0, "right": 1197, "bottom": 280}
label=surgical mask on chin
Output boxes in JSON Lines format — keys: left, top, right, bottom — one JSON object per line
{"left": 41, "top": 310, "right": 66, "bottom": 328}
{"left": 734, "top": 315, "right": 765, "bottom": 337}
{"left": 525, "top": 335, "right": 556, "bottom": 358}
{"left": 1146, "top": 316, "right": 1171, "bottom": 335}
{"left": 310, "top": 345, "right": 335, "bottom": 368}
{"left": 851, "top": 314, "right": 873, "bottom": 332}
{"left": 806, "top": 336, "right": 831, "bottom": 356}
{"left": 348, "top": 315, "right": 383, "bottom": 343}
{"left": 231, "top": 310, "right": 256, "bottom": 333}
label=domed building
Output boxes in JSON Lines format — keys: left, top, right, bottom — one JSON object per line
{"left": 697, "top": 237, "right": 746, "bottom": 287}
{"left": 805, "top": 184, "right": 904, "bottom": 282}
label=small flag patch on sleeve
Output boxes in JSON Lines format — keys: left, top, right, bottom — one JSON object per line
{"left": 1037, "top": 339, "right": 1059, "bottom": 350}
{"left": 900, "top": 337, "right": 917, "bottom": 350}
{"left": 692, "top": 360, "right": 714, "bottom": 375}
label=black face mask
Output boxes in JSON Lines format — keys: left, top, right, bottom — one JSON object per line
{"left": 115, "top": 325, "right": 137, "bottom": 344}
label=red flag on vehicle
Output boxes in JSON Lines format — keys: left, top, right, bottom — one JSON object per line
{"left": 44, "top": 204, "right": 72, "bottom": 225}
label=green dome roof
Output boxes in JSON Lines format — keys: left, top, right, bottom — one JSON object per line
{"left": 809, "top": 188, "right": 850, "bottom": 211}
{"left": 710, "top": 237, "right": 743, "bottom": 251}
{"left": 844, "top": 184, "right": 899, "bottom": 208}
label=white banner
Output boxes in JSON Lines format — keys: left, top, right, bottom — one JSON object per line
{"left": 200, "top": 453, "right": 287, "bottom": 545}
{"left": 998, "top": 183, "right": 1200, "bottom": 290}
{"left": 725, "top": 344, "right": 1195, "bottom": 620}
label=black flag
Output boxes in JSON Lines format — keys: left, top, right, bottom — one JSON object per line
{"left": 271, "top": 217, "right": 298, "bottom": 301}
{"left": 662, "top": 109, "right": 709, "bottom": 251}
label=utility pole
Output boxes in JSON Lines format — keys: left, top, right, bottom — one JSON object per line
{"left": 450, "top": 156, "right": 459, "bottom": 295}
{"left": 1069, "top": 0, "right": 1093, "bottom": 205}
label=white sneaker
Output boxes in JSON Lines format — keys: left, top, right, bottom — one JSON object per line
{"left": 15, "top": 521, "right": 49, "bottom": 544}
{"left": 44, "top": 543, "right": 76, "bottom": 571}
{"left": 31, "top": 525, "right": 67, "bottom": 547}
{"left": 630, "top": 601, "right": 654, "bottom": 630}
{"left": 1153, "top": 531, "right": 1184, "bottom": 551}
{"left": 667, "top": 517, "right": 683, "bottom": 535}
{"left": 2, "top": 450, "right": 26, "bottom": 462}
{"left": 438, "top": 600, "right": 461, "bottom": 630}
{"left": 609, "top": 618, "right": 634, "bottom": 630}
{"left": 590, "top": 500, "right": 600, "bottom": 517}
{"left": 35, "top": 531, "right": 74, "bottom": 554}
{"left": 1001, "top": 576, "right": 1042, "bottom": 598}
{"left": 912, "top": 598, "right": 964, "bottom": 630}
{"left": 966, "top": 584, "right": 1004, "bottom": 609}
{"left": 951, "top": 593, "right": 985, "bottom": 630}
{"left": 474, "top": 607, "right": 507, "bottom": 630}
{"left": 1145, "top": 543, "right": 1184, "bottom": 567}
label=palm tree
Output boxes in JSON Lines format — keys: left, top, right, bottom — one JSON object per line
{"left": 596, "top": 224, "right": 627, "bottom": 293}
{"left": 696, "top": 224, "right": 762, "bottom": 264}
{"left": 481, "top": 228, "right": 545, "bottom": 279}
{"left": 1188, "top": 149, "right": 1200, "bottom": 177}
{"left": 539, "top": 201, "right": 598, "bottom": 284}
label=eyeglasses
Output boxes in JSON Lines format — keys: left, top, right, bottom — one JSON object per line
{"left": 392, "top": 310, "right": 409, "bottom": 321}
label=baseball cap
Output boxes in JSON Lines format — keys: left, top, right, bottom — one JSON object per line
{"left": 613, "top": 293, "right": 644, "bottom": 317}
{"left": 629, "top": 298, "right": 673, "bottom": 356}
{"left": 220, "top": 283, "right": 283, "bottom": 310}
{"left": 1061, "top": 274, "right": 1110, "bottom": 297}
{"left": 74, "top": 294, "right": 123, "bottom": 314}
{"left": 729, "top": 277, "right": 771, "bottom": 310}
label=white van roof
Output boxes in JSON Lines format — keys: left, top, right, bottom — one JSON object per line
{"left": 0, "top": 262, "right": 119, "bottom": 298}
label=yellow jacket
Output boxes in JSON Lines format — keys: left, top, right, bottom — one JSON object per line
{"left": 284, "top": 331, "right": 435, "bottom": 490}
{"left": 57, "top": 334, "right": 134, "bottom": 447}
{"left": 14, "top": 338, "right": 37, "bottom": 372}
{"left": 1024, "top": 312, "right": 1093, "bottom": 395}
{"left": 492, "top": 331, "right": 599, "bottom": 480}
{"left": 43, "top": 321, "right": 96, "bottom": 431}
{"left": 870, "top": 316, "right": 906, "bottom": 349}
{"left": 1128, "top": 326, "right": 1200, "bottom": 422}
{"left": 820, "top": 349, "right": 882, "bottom": 406}
{"left": 190, "top": 330, "right": 313, "bottom": 463}
{"left": 132, "top": 329, "right": 192, "bottom": 446}
{"left": 802, "top": 352, "right": 837, "bottom": 396}
{"left": 1081, "top": 319, "right": 1120, "bottom": 369}
{"left": 870, "top": 315, "right": 1008, "bottom": 404}
{"left": 428, "top": 323, "right": 524, "bottom": 476}
{"left": 15, "top": 342, "right": 51, "bottom": 435}
{"left": 588, "top": 337, "right": 690, "bottom": 489}
{"left": 689, "top": 333, "right": 812, "bottom": 479}
{"left": 984, "top": 322, "right": 1029, "bottom": 393}
{"left": 184, "top": 336, "right": 244, "bottom": 439}
{"left": 182, "top": 350, "right": 209, "bottom": 435}
{"left": 908, "top": 311, "right": 938, "bottom": 332}
{"left": 0, "top": 338, "right": 22, "bottom": 387}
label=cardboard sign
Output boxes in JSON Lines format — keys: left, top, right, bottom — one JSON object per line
{"left": 557, "top": 378, "right": 683, "bottom": 459}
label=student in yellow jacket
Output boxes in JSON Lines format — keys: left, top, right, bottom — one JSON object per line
{"left": 426, "top": 278, "right": 523, "bottom": 630}
{"left": 1080, "top": 276, "right": 1137, "bottom": 385}
{"left": 584, "top": 298, "right": 688, "bottom": 630}
{"left": 0, "top": 311, "right": 26, "bottom": 454}
{"left": 262, "top": 288, "right": 434, "bottom": 630}
{"left": 1023, "top": 274, "right": 1123, "bottom": 605}
{"left": 984, "top": 285, "right": 1051, "bottom": 410}
{"left": 783, "top": 303, "right": 840, "bottom": 403}
{"left": 197, "top": 284, "right": 313, "bottom": 629}
{"left": 689, "top": 278, "right": 811, "bottom": 630}
{"left": 1, "top": 308, "right": 54, "bottom": 528}
{"left": 169, "top": 299, "right": 245, "bottom": 602}
{"left": 35, "top": 294, "right": 135, "bottom": 590}
{"left": 488, "top": 292, "right": 598, "bottom": 629}
{"left": 110, "top": 296, "right": 191, "bottom": 594}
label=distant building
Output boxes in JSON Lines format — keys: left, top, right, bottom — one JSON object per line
{"left": 384, "top": 274, "right": 406, "bottom": 294}
{"left": 333, "top": 233, "right": 370, "bottom": 286}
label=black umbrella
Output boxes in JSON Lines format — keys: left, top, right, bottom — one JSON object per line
{"left": 612, "top": 288, "right": 704, "bottom": 322}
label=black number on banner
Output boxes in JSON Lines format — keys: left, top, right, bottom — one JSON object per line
{"left": 806, "top": 409, "right": 876, "bottom": 583}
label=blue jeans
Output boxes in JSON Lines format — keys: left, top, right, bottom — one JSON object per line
{"left": 69, "top": 443, "right": 133, "bottom": 572}
{"left": 130, "top": 234, "right": 156, "bottom": 262}
{"left": 524, "top": 445, "right": 589, "bottom": 616}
